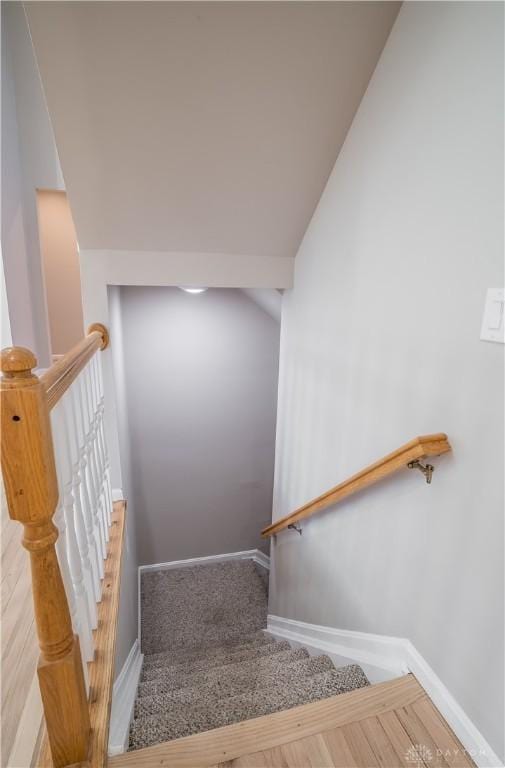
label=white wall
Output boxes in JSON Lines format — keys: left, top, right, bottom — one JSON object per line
{"left": 115, "top": 287, "right": 279, "bottom": 566}
{"left": 1, "top": 2, "right": 63, "bottom": 365}
{"left": 271, "top": 2, "right": 504, "bottom": 760}
{"left": 1, "top": 247, "right": 12, "bottom": 349}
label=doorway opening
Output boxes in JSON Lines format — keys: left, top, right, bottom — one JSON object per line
{"left": 36, "top": 189, "right": 84, "bottom": 358}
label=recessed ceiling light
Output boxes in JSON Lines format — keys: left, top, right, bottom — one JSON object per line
{"left": 180, "top": 287, "right": 208, "bottom": 294}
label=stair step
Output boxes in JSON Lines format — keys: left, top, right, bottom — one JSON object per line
{"left": 142, "top": 632, "right": 273, "bottom": 671}
{"left": 129, "top": 665, "right": 370, "bottom": 750}
{"left": 137, "top": 647, "right": 309, "bottom": 700}
{"left": 141, "top": 560, "right": 268, "bottom": 656}
{"left": 140, "top": 640, "right": 292, "bottom": 683}
{"left": 135, "top": 654, "right": 334, "bottom": 718}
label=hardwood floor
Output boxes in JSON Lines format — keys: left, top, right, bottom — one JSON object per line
{"left": 1, "top": 484, "right": 43, "bottom": 767}
{"left": 110, "top": 674, "right": 476, "bottom": 768}
{"left": 215, "top": 698, "right": 474, "bottom": 767}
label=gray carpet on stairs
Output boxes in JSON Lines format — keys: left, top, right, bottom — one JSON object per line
{"left": 141, "top": 560, "right": 269, "bottom": 655}
{"left": 130, "top": 559, "right": 369, "bottom": 751}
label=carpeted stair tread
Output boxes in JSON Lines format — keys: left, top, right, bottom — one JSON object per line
{"left": 141, "top": 560, "right": 268, "bottom": 655}
{"left": 142, "top": 632, "right": 274, "bottom": 671}
{"left": 132, "top": 559, "right": 370, "bottom": 754}
{"left": 129, "top": 665, "right": 370, "bottom": 750}
{"left": 140, "top": 640, "right": 292, "bottom": 682}
{"left": 134, "top": 654, "right": 335, "bottom": 718}
{"left": 137, "top": 647, "right": 309, "bottom": 700}
{"left": 143, "top": 629, "right": 270, "bottom": 665}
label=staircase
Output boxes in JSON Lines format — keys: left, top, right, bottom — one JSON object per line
{"left": 0, "top": 331, "right": 476, "bottom": 768}
{"left": 129, "top": 559, "right": 369, "bottom": 751}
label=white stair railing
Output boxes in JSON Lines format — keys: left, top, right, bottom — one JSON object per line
{"left": 48, "top": 344, "right": 118, "bottom": 685}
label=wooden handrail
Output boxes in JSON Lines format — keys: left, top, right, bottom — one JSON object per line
{"left": 262, "top": 433, "right": 452, "bottom": 538}
{"left": 41, "top": 323, "right": 109, "bottom": 410}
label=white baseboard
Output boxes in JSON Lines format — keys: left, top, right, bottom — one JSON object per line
{"left": 138, "top": 549, "right": 270, "bottom": 644}
{"left": 139, "top": 548, "right": 270, "bottom": 575}
{"left": 112, "top": 488, "right": 124, "bottom": 502}
{"left": 267, "top": 614, "right": 407, "bottom": 683}
{"left": 267, "top": 615, "right": 502, "bottom": 768}
{"left": 108, "top": 640, "right": 144, "bottom": 756}
{"left": 251, "top": 550, "right": 270, "bottom": 570}
{"left": 402, "top": 641, "right": 503, "bottom": 768}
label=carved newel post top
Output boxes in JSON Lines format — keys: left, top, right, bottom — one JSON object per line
{"left": 1, "top": 346, "right": 37, "bottom": 376}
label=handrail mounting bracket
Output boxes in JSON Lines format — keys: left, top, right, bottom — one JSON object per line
{"left": 407, "top": 460, "right": 434, "bottom": 484}
{"left": 288, "top": 523, "right": 302, "bottom": 535}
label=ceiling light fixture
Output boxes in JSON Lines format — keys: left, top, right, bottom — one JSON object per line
{"left": 180, "top": 287, "right": 208, "bottom": 294}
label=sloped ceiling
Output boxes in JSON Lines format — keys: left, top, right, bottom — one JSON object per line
{"left": 25, "top": 1, "right": 399, "bottom": 258}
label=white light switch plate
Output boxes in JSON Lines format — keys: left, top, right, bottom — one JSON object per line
{"left": 480, "top": 288, "right": 505, "bottom": 343}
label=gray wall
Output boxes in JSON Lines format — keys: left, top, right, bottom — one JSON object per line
{"left": 1, "top": 2, "right": 63, "bottom": 366}
{"left": 270, "top": 1, "right": 504, "bottom": 760}
{"left": 108, "top": 287, "right": 140, "bottom": 674}
{"left": 117, "top": 287, "right": 279, "bottom": 565}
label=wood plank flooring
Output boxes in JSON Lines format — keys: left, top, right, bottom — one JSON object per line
{"left": 1, "top": 481, "right": 43, "bottom": 767}
{"left": 110, "top": 674, "right": 476, "bottom": 768}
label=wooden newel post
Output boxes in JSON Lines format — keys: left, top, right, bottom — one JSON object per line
{"left": 1, "top": 347, "right": 90, "bottom": 767}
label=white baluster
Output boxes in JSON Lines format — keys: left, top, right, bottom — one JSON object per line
{"left": 69, "top": 377, "right": 103, "bottom": 596}
{"left": 62, "top": 389, "right": 98, "bottom": 630}
{"left": 88, "top": 358, "right": 109, "bottom": 544}
{"left": 51, "top": 402, "right": 91, "bottom": 689}
{"left": 92, "top": 354, "right": 113, "bottom": 529}
{"left": 95, "top": 352, "right": 114, "bottom": 522}
{"left": 83, "top": 364, "right": 106, "bottom": 556}
{"left": 83, "top": 362, "right": 108, "bottom": 554}
{"left": 75, "top": 371, "right": 105, "bottom": 575}
{"left": 52, "top": 398, "right": 95, "bottom": 668}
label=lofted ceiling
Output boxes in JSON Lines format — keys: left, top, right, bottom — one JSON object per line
{"left": 25, "top": 1, "right": 400, "bottom": 259}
